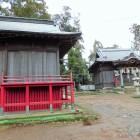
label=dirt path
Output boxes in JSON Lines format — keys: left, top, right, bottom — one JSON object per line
{"left": 75, "top": 94, "right": 140, "bottom": 140}
{"left": 0, "top": 93, "right": 140, "bottom": 140}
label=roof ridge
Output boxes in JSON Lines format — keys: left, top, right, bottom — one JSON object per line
{"left": 99, "top": 48, "right": 132, "bottom": 50}
{"left": 0, "top": 16, "right": 54, "bottom": 25}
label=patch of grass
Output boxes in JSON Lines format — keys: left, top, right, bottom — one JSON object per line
{"left": 75, "top": 90, "right": 106, "bottom": 96}
{"left": 107, "top": 89, "right": 122, "bottom": 94}
{"left": 0, "top": 106, "right": 99, "bottom": 126}
{"left": 0, "top": 114, "right": 74, "bottom": 126}
{"left": 0, "top": 113, "right": 99, "bottom": 126}
{"left": 75, "top": 104, "right": 100, "bottom": 120}
{"left": 132, "top": 95, "right": 140, "bottom": 98}
{"left": 125, "top": 88, "right": 136, "bottom": 94}
{"left": 75, "top": 88, "right": 123, "bottom": 96}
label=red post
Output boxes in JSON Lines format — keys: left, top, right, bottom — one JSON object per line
{"left": 49, "top": 76, "right": 52, "bottom": 82}
{"left": 61, "top": 87, "right": 63, "bottom": 99}
{"left": 49, "top": 84, "right": 53, "bottom": 112}
{"left": 26, "top": 76, "right": 29, "bottom": 82}
{"left": 26, "top": 85, "right": 29, "bottom": 113}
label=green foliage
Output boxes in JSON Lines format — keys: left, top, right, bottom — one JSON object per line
{"left": 53, "top": 6, "right": 89, "bottom": 86}
{"left": 88, "top": 40, "right": 103, "bottom": 61}
{"left": 0, "top": 6, "right": 10, "bottom": 16}
{"left": 0, "top": 0, "right": 50, "bottom": 19}
{"left": 68, "top": 41, "right": 88, "bottom": 83}
{"left": 88, "top": 40, "right": 120, "bottom": 61}
{"left": 60, "top": 62, "right": 69, "bottom": 75}
{"left": 53, "top": 6, "right": 80, "bottom": 32}
{"left": 88, "top": 50, "right": 96, "bottom": 61}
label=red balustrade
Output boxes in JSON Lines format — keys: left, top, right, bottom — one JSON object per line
{"left": 0, "top": 73, "right": 74, "bottom": 115}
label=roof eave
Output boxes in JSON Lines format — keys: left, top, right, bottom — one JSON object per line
{"left": 0, "top": 29, "right": 82, "bottom": 37}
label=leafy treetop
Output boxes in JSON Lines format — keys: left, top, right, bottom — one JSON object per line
{"left": 0, "top": 0, "right": 50, "bottom": 19}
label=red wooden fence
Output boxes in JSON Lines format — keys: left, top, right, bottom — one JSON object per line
{"left": 0, "top": 73, "right": 74, "bottom": 115}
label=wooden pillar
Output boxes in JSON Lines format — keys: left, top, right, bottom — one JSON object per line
{"left": 100, "top": 64, "right": 104, "bottom": 88}
{"left": 138, "top": 68, "right": 140, "bottom": 78}
{"left": 120, "top": 67, "right": 124, "bottom": 88}
{"left": 126, "top": 67, "right": 130, "bottom": 82}
{"left": 56, "top": 50, "right": 60, "bottom": 75}
{"left": 49, "top": 84, "right": 53, "bottom": 112}
{"left": 4, "top": 42, "right": 8, "bottom": 75}
{"left": 26, "top": 85, "right": 29, "bottom": 114}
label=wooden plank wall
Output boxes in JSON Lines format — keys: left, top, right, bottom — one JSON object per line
{"left": 0, "top": 40, "right": 60, "bottom": 82}
{"left": 94, "top": 64, "right": 115, "bottom": 89}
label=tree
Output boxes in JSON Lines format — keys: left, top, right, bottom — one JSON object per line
{"left": 106, "top": 44, "right": 120, "bottom": 49}
{"left": 130, "top": 23, "right": 140, "bottom": 51}
{"left": 53, "top": 6, "right": 89, "bottom": 88}
{"left": 53, "top": 6, "right": 80, "bottom": 32}
{"left": 88, "top": 40, "right": 120, "bottom": 61}
{"left": 112, "top": 44, "right": 120, "bottom": 49}
{"left": 0, "top": 0, "right": 50, "bottom": 19}
{"left": 68, "top": 42, "right": 88, "bottom": 85}
{"left": 88, "top": 40, "right": 103, "bottom": 61}
{"left": 88, "top": 50, "right": 96, "bottom": 62}
{"left": 93, "top": 40, "right": 103, "bottom": 49}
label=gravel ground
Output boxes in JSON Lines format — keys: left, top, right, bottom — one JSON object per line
{"left": 0, "top": 93, "right": 140, "bottom": 140}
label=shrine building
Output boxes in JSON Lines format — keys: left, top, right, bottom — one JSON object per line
{"left": 88, "top": 48, "right": 140, "bottom": 89}
{"left": 0, "top": 16, "right": 81, "bottom": 115}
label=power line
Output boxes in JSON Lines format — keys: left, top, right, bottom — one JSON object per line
{"left": 87, "top": 15, "right": 140, "bottom": 25}
{"left": 106, "top": 15, "right": 140, "bottom": 23}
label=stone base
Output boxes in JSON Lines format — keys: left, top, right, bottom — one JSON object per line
{"left": 0, "top": 107, "right": 3, "bottom": 116}
{"left": 132, "top": 94, "right": 140, "bottom": 98}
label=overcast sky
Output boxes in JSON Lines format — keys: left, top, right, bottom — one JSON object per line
{"left": 46, "top": 0, "right": 140, "bottom": 60}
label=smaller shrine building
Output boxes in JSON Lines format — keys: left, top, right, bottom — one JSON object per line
{"left": 88, "top": 48, "right": 140, "bottom": 89}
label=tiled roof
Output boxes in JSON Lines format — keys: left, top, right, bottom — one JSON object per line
{"left": 0, "top": 16, "right": 81, "bottom": 36}
{"left": 96, "top": 48, "right": 140, "bottom": 61}
{"left": 88, "top": 48, "right": 140, "bottom": 71}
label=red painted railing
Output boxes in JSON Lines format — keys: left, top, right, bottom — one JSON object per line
{"left": 2, "top": 73, "right": 73, "bottom": 83}
{"left": 0, "top": 73, "right": 74, "bottom": 115}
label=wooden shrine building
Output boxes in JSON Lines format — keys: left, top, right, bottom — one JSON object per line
{"left": 0, "top": 16, "right": 81, "bottom": 115}
{"left": 88, "top": 48, "right": 140, "bottom": 89}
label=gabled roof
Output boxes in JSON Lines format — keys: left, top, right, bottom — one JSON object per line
{"left": 96, "top": 48, "right": 140, "bottom": 61}
{"left": 0, "top": 16, "right": 81, "bottom": 36}
{"left": 88, "top": 48, "right": 140, "bottom": 71}
{"left": 0, "top": 16, "right": 82, "bottom": 58}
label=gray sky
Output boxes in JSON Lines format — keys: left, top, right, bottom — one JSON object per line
{"left": 46, "top": 0, "right": 140, "bottom": 60}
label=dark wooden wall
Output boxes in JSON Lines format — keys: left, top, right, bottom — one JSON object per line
{"left": 0, "top": 39, "right": 60, "bottom": 82}
{"left": 93, "top": 63, "right": 115, "bottom": 89}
